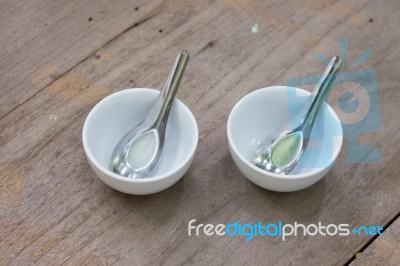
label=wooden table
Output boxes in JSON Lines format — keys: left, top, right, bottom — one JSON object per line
{"left": 1, "top": 0, "right": 399, "bottom": 265}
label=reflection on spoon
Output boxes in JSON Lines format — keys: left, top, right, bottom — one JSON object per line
{"left": 270, "top": 131, "right": 302, "bottom": 168}
{"left": 127, "top": 130, "right": 158, "bottom": 169}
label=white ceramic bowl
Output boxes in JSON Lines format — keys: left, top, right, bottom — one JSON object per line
{"left": 82, "top": 88, "right": 198, "bottom": 195}
{"left": 227, "top": 86, "right": 343, "bottom": 192}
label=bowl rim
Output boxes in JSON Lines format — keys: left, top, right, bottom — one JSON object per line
{"left": 227, "top": 86, "right": 343, "bottom": 180}
{"left": 82, "top": 88, "right": 198, "bottom": 183}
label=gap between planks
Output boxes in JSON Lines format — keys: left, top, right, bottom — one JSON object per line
{"left": 344, "top": 211, "right": 400, "bottom": 265}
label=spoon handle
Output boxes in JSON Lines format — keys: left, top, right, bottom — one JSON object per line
{"left": 300, "top": 56, "right": 343, "bottom": 133}
{"left": 146, "top": 50, "right": 190, "bottom": 127}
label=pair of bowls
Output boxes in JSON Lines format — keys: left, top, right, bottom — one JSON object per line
{"left": 82, "top": 86, "right": 343, "bottom": 195}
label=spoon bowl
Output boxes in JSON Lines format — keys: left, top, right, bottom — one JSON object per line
{"left": 111, "top": 50, "right": 190, "bottom": 178}
{"left": 82, "top": 88, "right": 198, "bottom": 195}
{"left": 227, "top": 86, "right": 343, "bottom": 192}
{"left": 254, "top": 57, "right": 343, "bottom": 175}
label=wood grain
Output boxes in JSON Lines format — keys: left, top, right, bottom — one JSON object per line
{"left": 350, "top": 217, "right": 400, "bottom": 266}
{"left": 0, "top": 0, "right": 399, "bottom": 265}
{"left": 0, "top": 0, "right": 167, "bottom": 118}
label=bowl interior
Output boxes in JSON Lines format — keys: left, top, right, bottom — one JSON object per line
{"left": 228, "top": 86, "right": 343, "bottom": 175}
{"left": 83, "top": 88, "right": 197, "bottom": 179}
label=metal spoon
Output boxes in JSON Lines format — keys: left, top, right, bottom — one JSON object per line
{"left": 111, "top": 50, "right": 190, "bottom": 178}
{"left": 253, "top": 56, "right": 343, "bottom": 175}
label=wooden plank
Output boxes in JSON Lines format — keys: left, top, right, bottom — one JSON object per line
{"left": 350, "top": 217, "right": 400, "bottom": 266}
{"left": 0, "top": 0, "right": 166, "bottom": 119}
{"left": 0, "top": 0, "right": 399, "bottom": 265}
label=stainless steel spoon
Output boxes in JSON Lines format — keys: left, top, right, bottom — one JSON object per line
{"left": 111, "top": 50, "right": 190, "bottom": 178}
{"left": 253, "top": 56, "right": 343, "bottom": 175}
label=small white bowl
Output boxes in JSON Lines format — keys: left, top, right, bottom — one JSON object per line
{"left": 227, "top": 86, "right": 343, "bottom": 192}
{"left": 82, "top": 88, "right": 198, "bottom": 195}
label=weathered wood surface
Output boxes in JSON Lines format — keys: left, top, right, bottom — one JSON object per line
{"left": 0, "top": 0, "right": 399, "bottom": 265}
{"left": 0, "top": 0, "right": 166, "bottom": 118}
{"left": 350, "top": 217, "right": 400, "bottom": 266}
